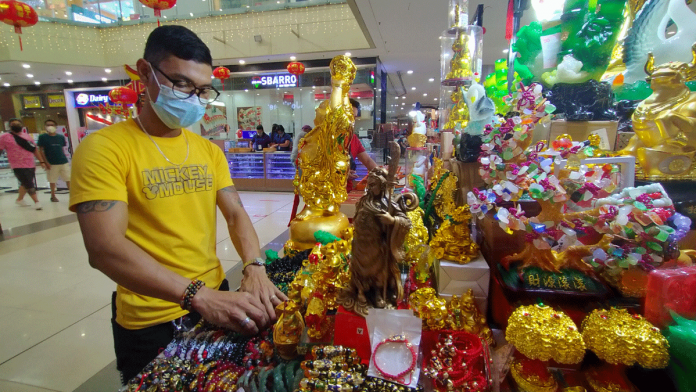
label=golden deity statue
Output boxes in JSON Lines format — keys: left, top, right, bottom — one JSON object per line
{"left": 620, "top": 44, "right": 696, "bottom": 180}
{"left": 288, "top": 55, "right": 357, "bottom": 251}
{"left": 443, "top": 87, "right": 470, "bottom": 132}
{"left": 445, "top": 29, "right": 473, "bottom": 81}
{"left": 273, "top": 300, "right": 305, "bottom": 360}
{"left": 430, "top": 205, "right": 479, "bottom": 264}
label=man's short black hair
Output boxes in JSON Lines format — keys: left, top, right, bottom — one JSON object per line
{"left": 143, "top": 25, "right": 213, "bottom": 67}
{"left": 256, "top": 125, "right": 264, "bottom": 131}
{"left": 349, "top": 98, "right": 360, "bottom": 109}
{"left": 45, "top": 119, "right": 57, "bottom": 125}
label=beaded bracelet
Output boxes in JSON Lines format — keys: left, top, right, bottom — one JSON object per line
{"left": 180, "top": 279, "right": 205, "bottom": 311}
{"left": 371, "top": 334, "right": 417, "bottom": 386}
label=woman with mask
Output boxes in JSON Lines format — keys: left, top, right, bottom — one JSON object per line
{"left": 0, "top": 118, "right": 48, "bottom": 209}
{"left": 37, "top": 119, "right": 70, "bottom": 202}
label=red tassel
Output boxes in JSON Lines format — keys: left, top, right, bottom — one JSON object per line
{"left": 18, "top": 36, "right": 22, "bottom": 51}
{"left": 157, "top": 19, "right": 160, "bottom": 27}
{"left": 505, "top": 0, "right": 514, "bottom": 41}
{"left": 14, "top": 26, "right": 21, "bottom": 34}
{"left": 154, "top": 9, "right": 161, "bottom": 17}
{"left": 288, "top": 193, "right": 300, "bottom": 226}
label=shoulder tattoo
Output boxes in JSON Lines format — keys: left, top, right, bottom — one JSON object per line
{"left": 76, "top": 200, "right": 118, "bottom": 214}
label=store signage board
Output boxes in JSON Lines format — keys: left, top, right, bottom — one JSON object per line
{"left": 47, "top": 94, "right": 66, "bottom": 108}
{"left": 23, "top": 95, "right": 42, "bottom": 109}
{"left": 252, "top": 73, "right": 299, "bottom": 89}
{"left": 73, "top": 90, "right": 115, "bottom": 108}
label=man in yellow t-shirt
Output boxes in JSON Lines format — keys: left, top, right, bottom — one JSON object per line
{"left": 70, "top": 25, "right": 287, "bottom": 383}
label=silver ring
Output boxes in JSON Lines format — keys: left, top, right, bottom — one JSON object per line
{"left": 241, "top": 316, "right": 251, "bottom": 326}
{"left": 270, "top": 295, "right": 278, "bottom": 301}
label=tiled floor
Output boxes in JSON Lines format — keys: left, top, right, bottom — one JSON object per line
{"left": 0, "top": 168, "right": 297, "bottom": 391}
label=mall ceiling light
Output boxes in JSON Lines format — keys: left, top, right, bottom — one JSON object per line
{"left": 102, "top": 77, "right": 107, "bottom": 81}
{"left": 423, "top": 93, "right": 427, "bottom": 96}
{"left": 434, "top": 98, "right": 438, "bottom": 101}
{"left": 290, "top": 56, "right": 296, "bottom": 61}
{"left": 22, "top": 64, "right": 30, "bottom": 69}
{"left": 34, "top": 81, "right": 40, "bottom": 85}
{"left": 105, "top": 68, "right": 111, "bottom": 73}
{"left": 65, "top": 71, "right": 72, "bottom": 75}
{"left": 67, "top": 80, "right": 73, "bottom": 83}
{"left": 3, "top": 83, "right": 9, "bottom": 87}
{"left": 239, "top": 60, "right": 246, "bottom": 64}
{"left": 407, "top": 70, "right": 413, "bottom": 74}
{"left": 26, "top": 73, "right": 33, "bottom": 78}
{"left": 411, "top": 87, "right": 416, "bottom": 90}
{"left": 244, "top": 89, "right": 248, "bottom": 92}
{"left": 345, "top": 52, "right": 351, "bottom": 57}
{"left": 429, "top": 78, "right": 435, "bottom": 82}
{"left": 189, "top": 12, "right": 193, "bottom": 16}
{"left": 503, "top": 49, "right": 509, "bottom": 54}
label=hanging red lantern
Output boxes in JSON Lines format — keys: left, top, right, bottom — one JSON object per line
{"left": 213, "top": 66, "right": 230, "bottom": 89}
{"left": 109, "top": 86, "right": 138, "bottom": 105}
{"left": 139, "top": 0, "right": 176, "bottom": 26}
{"left": 287, "top": 62, "right": 305, "bottom": 75}
{"left": 0, "top": 1, "right": 38, "bottom": 51}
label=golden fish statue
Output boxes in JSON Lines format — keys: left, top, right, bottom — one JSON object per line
{"left": 619, "top": 44, "right": 696, "bottom": 180}
{"left": 287, "top": 55, "right": 357, "bottom": 251}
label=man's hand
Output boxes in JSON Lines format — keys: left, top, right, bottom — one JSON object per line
{"left": 348, "top": 170, "right": 358, "bottom": 180}
{"left": 240, "top": 265, "right": 288, "bottom": 322}
{"left": 192, "top": 287, "right": 269, "bottom": 335}
{"left": 41, "top": 162, "right": 50, "bottom": 170}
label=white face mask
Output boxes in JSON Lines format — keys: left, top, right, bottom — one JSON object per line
{"left": 46, "top": 126, "right": 57, "bottom": 134}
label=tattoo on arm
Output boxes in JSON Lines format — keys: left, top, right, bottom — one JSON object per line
{"left": 76, "top": 200, "right": 118, "bottom": 214}
{"left": 220, "top": 186, "right": 244, "bottom": 207}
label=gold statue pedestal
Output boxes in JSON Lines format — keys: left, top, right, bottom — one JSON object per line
{"left": 287, "top": 208, "right": 350, "bottom": 251}
{"left": 637, "top": 146, "right": 696, "bottom": 179}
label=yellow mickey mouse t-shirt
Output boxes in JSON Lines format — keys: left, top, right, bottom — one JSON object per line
{"left": 69, "top": 118, "right": 233, "bottom": 330}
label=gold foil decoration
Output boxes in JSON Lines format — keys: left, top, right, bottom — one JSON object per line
{"left": 409, "top": 287, "right": 493, "bottom": 345}
{"left": 407, "top": 133, "right": 427, "bottom": 148}
{"left": 506, "top": 304, "right": 586, "bottom": 364}
{"left": 510, "top": 359, "right": 559, "bottom": 392}
{"left": 619, "top": 44, "right": 696, "bottom": 180}
{"left": 273, "top": 301, "right": 305, "bottom": 360}
{"left": 287, "top": 55, "right": 357, "bottom": 251}
{"left": 430, "top": 205, "right": 479, "bottom": 264}
{"left": 581, "top": 308, "right": 669, "bottom": 369}
{"left": 443, "top": 87, "right": 470, "bottom": 132}
{"left": 404, "top": 208, "right": 432, "bottom": 283}
{"left": 446, "top": 29, "right": 473, "bottom": 81}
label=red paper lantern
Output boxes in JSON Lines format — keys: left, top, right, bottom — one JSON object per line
{"left": 287, "top": 62, "right": 305, "bottom": 75}
{"left": 213, "top": 66, "right": 230, "bottom": 89}
{"left": 139, "top": 0, "right": 176, "bottom": 25}
{"left": 109, "top": 86, "right": 138, "bottom": 105}
{"left": 0, "top": 1, "right": 38, "bottom": 51}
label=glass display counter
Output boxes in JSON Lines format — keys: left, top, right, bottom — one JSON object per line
{"left": 226, "top": 151, "right": 296, "bottom": 191}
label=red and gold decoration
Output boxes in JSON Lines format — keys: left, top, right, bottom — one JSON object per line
{"left": 287, "top": 61, "right": 306, "bottom": 75}
{"left": 213, "top": 66, "right": 231, "bottom": 90}
{"left": 139, "top": 0, "right": 176, "bottom": 26}
{"left": 102, "top": 86, "right": 138, "bottom": 119}
{"left": 423, "top": 333, "right": 490, "bottom": 392}
{"left": 0, "top": 0, "right": 38, "bottom": 51}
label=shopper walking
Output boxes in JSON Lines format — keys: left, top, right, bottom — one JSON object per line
{"left": 0, "top": 118, "right": 47, "bottom": 210}
{"left": 38, "top": 119, "right": 70, "bottom": 202}
{"left": 70, "top": 25, "right": 286, "bottom": 384}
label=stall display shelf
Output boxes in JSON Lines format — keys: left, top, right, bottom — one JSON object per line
{"left": 227, "top": 153, "right": 264, "bottom": 179}
{"left": 265, "top": 152, "right": 294, "bottom": 180}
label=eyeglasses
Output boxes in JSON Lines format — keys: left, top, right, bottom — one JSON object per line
{"left": 151, "top": 63, "right": 220, "bottom": 105}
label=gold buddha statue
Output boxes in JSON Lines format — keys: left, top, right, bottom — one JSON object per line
{"left": 443, "top": 87, "right": 469, "bottom": 132}
{"left": 445, "top": 29, "right": 473, "bottom": 81}
{"left": 620, "top": 44, "right": 696, "bottom": 180}
{"left": 273, "top": 300, "right": 304, "bottom": 360}
{"left": 287, "top": 56, "right": 357, "bottom": 251}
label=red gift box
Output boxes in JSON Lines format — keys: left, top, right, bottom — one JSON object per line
{"left": 646, "top": 266, "right": 696, "bottom": 329}
{"left": 333, "top": 306, "right": 371, "bottom": 365}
